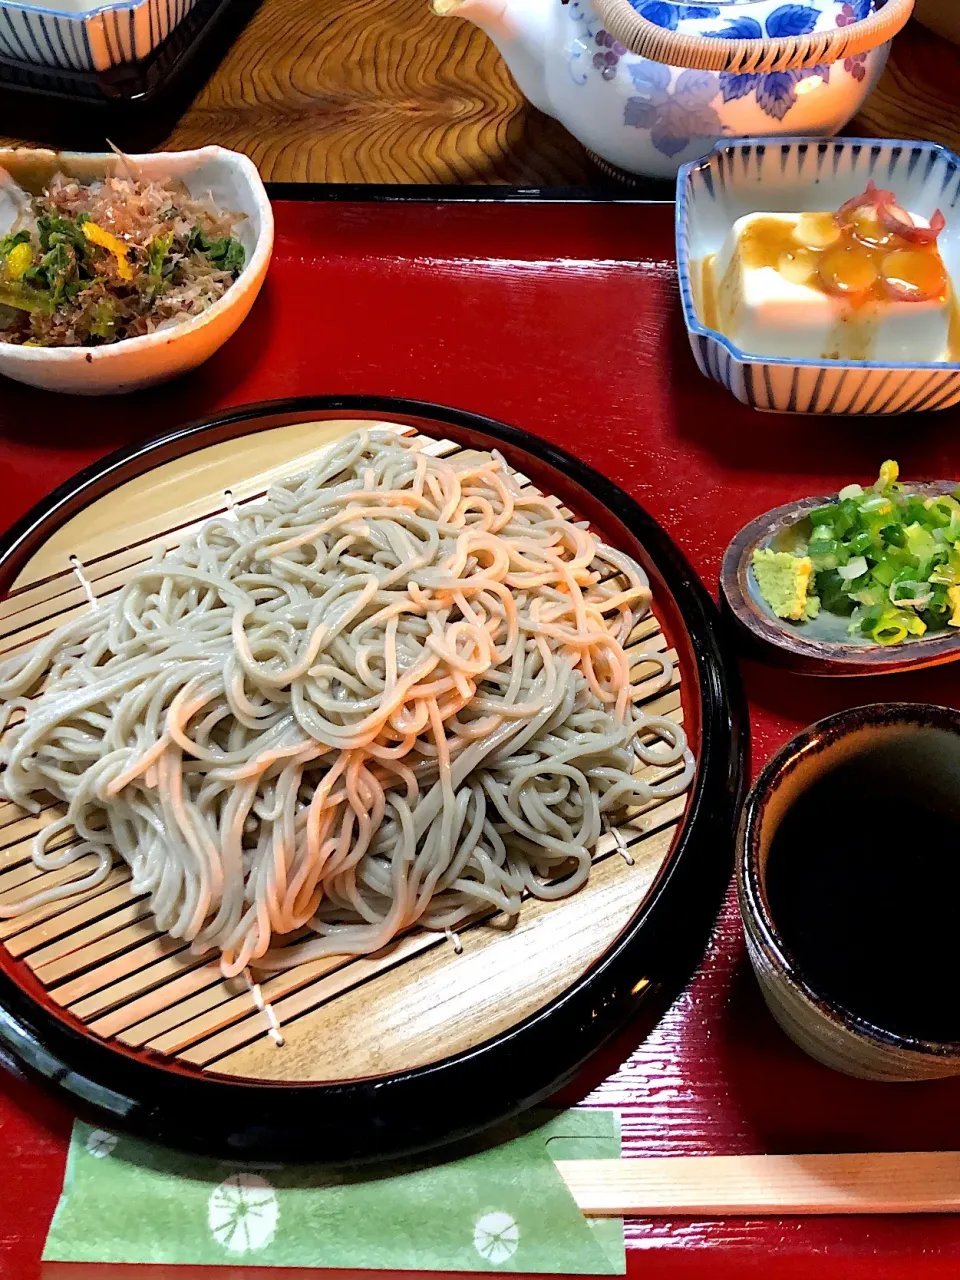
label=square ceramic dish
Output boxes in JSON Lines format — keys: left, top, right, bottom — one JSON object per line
{"left": 676, "top": 138, "right": 960, "bottom": 416}
{"left": 0, "top": 146, "right": 272, "bottom": 394}
{"left": 0, "top": 0, "right": 195, "bottom": 70}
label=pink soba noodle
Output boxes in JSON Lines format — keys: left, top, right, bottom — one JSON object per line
{"left": 0, "top": 429, "right": 692, "bottom": 978}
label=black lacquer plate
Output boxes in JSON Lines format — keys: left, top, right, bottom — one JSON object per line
{"left": 0, "top": 396, "right": 745, "bottom": 1164}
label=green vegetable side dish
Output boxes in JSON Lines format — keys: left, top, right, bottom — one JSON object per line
{"left": 0, "top": 168, "right": 246, "bottom": 348}
{"left": 752, "top": 461, "right": 960, "bottom": 647}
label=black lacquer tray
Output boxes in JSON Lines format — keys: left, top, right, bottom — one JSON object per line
{"left": 0, "top": 396, "right": 744, "bottom": 1162}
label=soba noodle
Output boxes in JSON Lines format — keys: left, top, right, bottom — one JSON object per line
{"left": 0, "top": 429, "right": 692, "bottom": 978}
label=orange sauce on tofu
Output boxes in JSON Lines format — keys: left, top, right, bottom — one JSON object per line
{"left": 695, "top": 206, "right": 955, "bottom": 362}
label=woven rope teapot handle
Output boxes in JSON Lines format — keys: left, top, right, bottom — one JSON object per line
{"left": 590, "top": 0, "right": 914, "bottom": 73}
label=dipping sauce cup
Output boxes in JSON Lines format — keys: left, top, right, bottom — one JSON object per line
{"left": 737, "top": 703, "right": 960, "bottom": 1082}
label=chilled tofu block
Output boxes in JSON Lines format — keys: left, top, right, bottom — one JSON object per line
{"left": 700, "top": 203, "right": 953, "bottom": 363}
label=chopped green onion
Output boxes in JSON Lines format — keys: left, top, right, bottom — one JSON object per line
{"left": 860, "top": 495, "right": 893, "bottom": 514}
{"left": 925, "top": 496, "right": 957, "bottom": 527}
{"left": 759, "top": 462, "right": 960, "bottom": 648}
{"left": 872, "top": 556, "right": 903, "bottom": 587}
{"left": 890, "top": 580, "right": 933, "bottom": 607}
{"left": 809, "top": 504, "right": 838, "bottom": 527}
{"left": 808, "top": 538, "right": 840, "bottom": 571}
{"left": 868, "top": 607, "right": 926, "bottom": 646}
{"left": 836, "top": 499, "right": 859, "bottom": 536}
{"left": 927, "top": 586, "right": 950, "bottom": 616}
{"left": 837, "top": 555, "right": 868, "bottom": 581}
{"left": 847, "top": 529, "right": 874, "bottom": 557}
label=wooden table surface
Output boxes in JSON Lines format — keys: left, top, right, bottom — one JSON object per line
{"left": 157, "top": 8, "right": 959, "bottom": 185}
{"left": 2, "top": 7, "right": 960, "bottom": 183}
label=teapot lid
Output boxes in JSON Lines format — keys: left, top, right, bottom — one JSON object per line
{"left": 590, "top": 0, "right": 914, "bottom": 71}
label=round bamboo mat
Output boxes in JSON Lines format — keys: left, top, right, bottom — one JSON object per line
{"left": 0, "top": 413, "right": 687, "bottom": 1084}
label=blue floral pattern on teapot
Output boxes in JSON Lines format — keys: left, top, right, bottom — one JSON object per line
{"left": 567, "top": 0, "right": 876, "bottom": 160}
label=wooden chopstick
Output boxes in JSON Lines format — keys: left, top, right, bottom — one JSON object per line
{"left": 554, "top": 1153, "right": 960, "bottom": 1216}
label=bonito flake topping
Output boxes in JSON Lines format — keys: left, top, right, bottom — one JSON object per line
{"left": 0, "top": 168, "right": 247, "bottom": 348}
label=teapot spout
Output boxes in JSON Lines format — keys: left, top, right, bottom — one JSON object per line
{"left": 432, "top": 0, "right": 550, "bottom": 114}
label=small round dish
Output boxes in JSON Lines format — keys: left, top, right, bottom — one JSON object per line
{"left": 721, "top": 482, "right": 960, "bottom": 677}
{"left": 0, "top": 146, "right": 273, "bottom": 397}
{"left": 738, "top": 702, "right": 960, "bottom": 1082}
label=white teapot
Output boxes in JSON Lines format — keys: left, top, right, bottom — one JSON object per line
{"left": 433, "top": 0, "right": 914, "bottom": 178}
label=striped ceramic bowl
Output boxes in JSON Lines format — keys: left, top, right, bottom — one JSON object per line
{"left": 0, "top": 0, "right": 195, "bottom": 71}
{"left": 676, "top": 138, "right": 960, "bottom": 416}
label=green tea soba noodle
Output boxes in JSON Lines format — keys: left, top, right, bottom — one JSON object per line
{"left": 0, "top": 430, "right": 692, "bottom": 979}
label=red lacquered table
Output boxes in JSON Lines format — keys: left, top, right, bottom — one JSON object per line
{"left": 4, "top": 194, "right": 960, "bottom": 1280}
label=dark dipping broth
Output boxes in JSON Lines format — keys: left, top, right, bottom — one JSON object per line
{"left": 765, "top": 730, "right": 960, "bottom": 1043}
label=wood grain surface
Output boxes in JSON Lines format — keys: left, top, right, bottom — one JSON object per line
{"left": 162, "top": 0, "right": 596, "bottom": 185}
{"left": 557, "top": 1151, "right": 960, "bottom": 1216}
{"left": 149, "top": 13, "right": 960, "bottom": 185}
{"left": 3, "top": 8, "right": 960, "bottom": 184}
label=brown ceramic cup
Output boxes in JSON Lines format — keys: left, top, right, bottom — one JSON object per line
{"left": 737, "top": 702, "right": 960, "bottom": 1082}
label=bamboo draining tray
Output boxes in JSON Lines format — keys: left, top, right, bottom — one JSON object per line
{"left": 0, "top": 412, "right": 688, "bottom": 1086}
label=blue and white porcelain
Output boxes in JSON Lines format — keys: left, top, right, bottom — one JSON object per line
{"left": 0, "top": 0, "right": 197, "bottom": 71}
{"left": 433, "top": 0, "right": 900, "bottom": 178}
{"left": 676, "top": 137, "right": 960, "bottom": 416}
